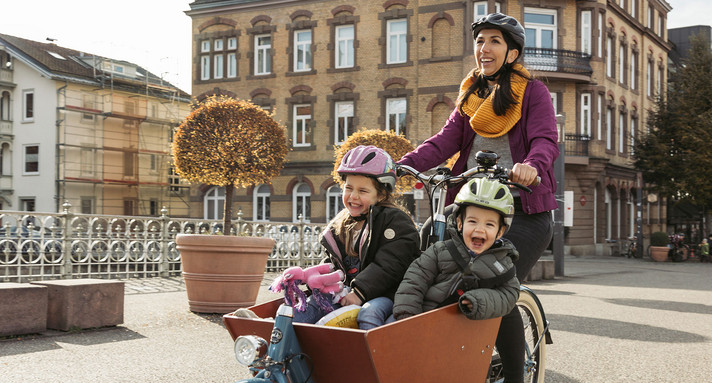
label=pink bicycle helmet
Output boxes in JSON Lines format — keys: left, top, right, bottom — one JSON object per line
{"left": 337, "top": 145, "right": 397, "bottom": 191}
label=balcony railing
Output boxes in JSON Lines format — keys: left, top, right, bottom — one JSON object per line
{"left": 0, "top": 205, "right": 328, "bottom": 283}
{"left": 524, "top": 48, "right": 593, "bottom": 75}
{"left": 565, "top": 134, "right": 591, "bottom": 157}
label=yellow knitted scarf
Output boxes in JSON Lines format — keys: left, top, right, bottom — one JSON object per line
{"left": 458, "top": 64, "right": 530, "bottom": 138}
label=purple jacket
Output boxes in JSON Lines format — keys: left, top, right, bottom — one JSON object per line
{"left": 398, "top": 80, "right": 559, "bottom": 214}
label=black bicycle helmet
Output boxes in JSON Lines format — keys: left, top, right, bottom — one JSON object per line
{"left": 472, "top": 12, "right": 526, "bottom": 52}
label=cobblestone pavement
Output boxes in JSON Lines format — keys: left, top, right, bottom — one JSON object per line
{"left": 121, "top": 272, "right": 281, "bottom": 295}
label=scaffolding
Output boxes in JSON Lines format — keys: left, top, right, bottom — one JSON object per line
{"left": 55, "top": 58, "right": 192, "bottom": 216}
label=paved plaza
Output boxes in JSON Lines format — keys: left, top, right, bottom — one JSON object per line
{"left": 1, "top": 256, "right": 711, "bottom": 382}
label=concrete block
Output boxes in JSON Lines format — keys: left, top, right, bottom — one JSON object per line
{"left": 31, "top": 279, "right": 124, "bottom": 331}
{"left": 525, "top": 261, "right": 543, "bottom": 282}
{"left": 540, "top": 260, "right": 555, "bottom": 280}
{"left": 0, "top": 283, "right": 47, "bottom": 336}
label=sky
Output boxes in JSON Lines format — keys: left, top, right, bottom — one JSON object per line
{"left": 1, "top": 0, "right": 709, "bottom": 96}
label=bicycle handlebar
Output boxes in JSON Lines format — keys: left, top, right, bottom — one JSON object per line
{"left": 396, "top": 163, "right": 539, "bottom": 194}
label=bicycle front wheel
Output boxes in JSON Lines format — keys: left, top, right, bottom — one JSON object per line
{"left": 518, "top": 289, "right": 547, "bottom": 383}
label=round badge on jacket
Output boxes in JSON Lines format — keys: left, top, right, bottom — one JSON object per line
{"left": 384, "top": 228, "right": 395, "bottom": 240}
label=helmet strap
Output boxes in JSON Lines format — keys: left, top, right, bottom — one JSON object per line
{"left": 482, "top": 48, "right": 511, "bottom": 81}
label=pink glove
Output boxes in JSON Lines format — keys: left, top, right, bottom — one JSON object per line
{"left": 306, "top": 269, "right": 345, "bottom": 294}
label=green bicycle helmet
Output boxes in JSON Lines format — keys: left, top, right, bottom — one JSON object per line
{"left": 455, "top": 177, "right": 514, "bottom": 228}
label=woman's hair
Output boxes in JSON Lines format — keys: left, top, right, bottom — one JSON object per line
{"left": 457, "top": 28, "right": 531, "bottom": 116}
{"left": 330, "top": 175, "right": 400, "bottom": 257}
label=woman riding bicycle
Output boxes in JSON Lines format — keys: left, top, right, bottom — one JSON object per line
{"left": 397, "top": 12, "right": 559, "bottom": 383}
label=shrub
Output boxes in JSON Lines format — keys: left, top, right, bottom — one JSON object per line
{"left": 650, "top": 231, "right": 669, "bottom": 247}
{"left": 172, "top": 96, "right": 289, "bottom": 234}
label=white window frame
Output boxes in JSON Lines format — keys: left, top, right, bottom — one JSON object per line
{"left": 580, "top": 93, "right": 591, "bottom": 137}
{"left": 293, "top": 104, "right": 311, "bottom": 148}
{"left": 214, "top": 39, "right": 224, "bottom": 51}
{"left": 326, "top": 185, "right": 344, "bottom": 222}
{"left": 293, "top": 183, "right": 311, "bottom": 223}
{"left": 647, "top": 60, "right": 653, "bottom": 97}
{"left": 606, "top": 107, "right": 613, "bottom": 150}
{"left": 227, "top": 53, "right": 237, "bottom": 78}
{"left": 387, "top": 19, "right": 407, "bottom": 64}
{"left": 213, "top": 54, "right": 223, "bottom": 79}
{"left": 630, "top": 116, "right": 637, "bottom": 156}
{"left": 619, "top": 44, "right": 626, "bottom": 85}
{"left": 253, "top": 184, "right": 270, "bottom": 222}
{"left": 631, "top": 0, "right": 637, "bottom": 19}
{"left": 204, "top": 186, "right": 225, "bottom": 220}
{"left": 606, "top": 35, "right": 614, "bottom": 78}
{"left": 335, "top": 25, "right": 355, "bottom": 68}
{"left": 657, "top": 64, "right": 663, "bottom": 95}
{"left": 474, "top": 2, "right": 501, "bottom": 21}
{"left": 648, "top": 6, "right": 654, "bottom": 29}
{"left": 597, "top": 94, "right": 603, "bottom": 140}
{"left": 201, "top": 40, "right": 210, "bottom": 53}
{"left": 598, "top": 12, "right": 604, "bottom": 58}
{"left": 255, "top": 34, "right": 272, "bottom": 75}
{"left": 386, "top": 98, "right": 406, "bottom": 135}
{"left": 619, "top": 113, "right": 625, "bottom": 153}
{"left": 22, "top": 89, "right": 34, "bottom": 122}
{"left": 294, "top": 30, "right": 312, "bottom": 72}
{"left": 335, "top": 101, "right": 354, "bottom": 145}
{"left": 200, "top": 55, "right": 210, "bottom": 80}
{"left": 23, "top": 144, "right": 39, "bottom": 175}
{"left": 524, "top": 7, "right": 558, "bottom": 49}
{"left": 228, "top": 37, "right": 237, "bottom": 50}
{"left": 631, "top": 51, "right": 638, "bottom": 90}
{"left": 581, "top": 11, "right": 592, "bottom": 55}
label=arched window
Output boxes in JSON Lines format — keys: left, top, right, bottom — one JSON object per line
{"left": 0, "top": 91, "right": 11, "bottom": 121}
{"left": 253, "top": 184, "right": 271, "bottom": 222}
{"left": 326, "top": 185, "right": 344, "bottom": 222}
{"left": 204, "top": 186, "right": 225, "bottom": 220}
{"left": 292, "top": 182, "right": 311, "bottom": 223}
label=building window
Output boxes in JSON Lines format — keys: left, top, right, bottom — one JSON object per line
{"left": 149, "top": 199, "right": 159, "bottom": 216}
{"left": 658, "top": 13, "right": 664, "bottom": 37}
{"left": 227, "top": 53, "right": 237, "bottom": 78}
{"left": 631, "top": 0, "right": 638, "bottom": 20}
{"left": 255, "top": 34, "right": 272, "bottom": 75}
{"left": 326, "top": 185, "right": 344, "bottom": 222}
{"left": 168, "top": 166, "right": 181, "bottom": 192}
{"left": 24, "top": 144, "right": 39, "bottom": 174}
{"left": 648, "top": 6, "right": 654, "bottom": 29}
{"left": 387, "top": 19, "right": 407, "bottom": 64}
{"left": 123, "top": 199, "right": 137, "bottom": 216}
{"left": 20, "top": 198, "right": 35, "bottom": 212}
{"left": 23, "top": 90, "right": 34, "bottom": 122}
{"left": 335, "top": 101, "right": 354, "bottom": 145}
{"left": 647, "top": 60, "right": 653, "bottom": 97}
{"left": 214, "top": 39, "right": 224, "bottom": 51}
{"left": 124, "top": 152, "right": 136, "bottom": 177}
{"left": 630, "top": 116, "right": 637, "bottom": 156}
{"left": 631, "top": 50, "right": 638, "bottom": 90}
{"left": 293, "top": 104, "right": 312, "bottom": 148}
{"left": 293, "top": 182, "right": 311, "bottom": 223}
{"left": 619, "top": 44, "right": 626, "bottom": 85}
{"left": 580, "top": 93, "right": 591, "bottom": 137}
{"left": 335, "top": 25, "right": 355, "bottom": 68}
{"left": 598, "top": 12, "right": 604, "bottom": 58}
{"left": 524, "top": 8, "right": 557, "bottom": 49}
{"left": 386, "top": 98, "right": 407, "bottom": 136}
{"left": 80, "top": 197, "right": 94, "bottom": 214}
{"left": 606, "top": 107, "right": 613, "bottom": 150}
{"left": 657, "top": 63, "right": 664, "bottom": 95}
{"left": 474, "top": 2, "right": 501, "bottom": 21}
{"left": 228, "top": 37, "right": 237, "bottom": 50}
{"left": 214, "top": 54, "right": 224, "bottom": 79}
{"left": 200, "top": 55, "right": 210, "bottom": 80}
{"left": 253, "top": 184, "right": 270, "bottom": 222}
{"left": 597, "top": 94, "right": 603, "bottom": 140}
{"left": 581, "top": 10, "right": 592, "bottom": 56}
{"left": 618, "top": 112, "right": 626, "bottom": 153}
{"left": 606, "top": 35, "right": 614, "bottom": 78}
{"left": 294, "top": 30, "right": 312, "bottom": 72}
{"left": 201, "top": 40, "right": 210, "bottom": 53}
{"left": 204, "top": 186, "right": 225, "bottom": 220}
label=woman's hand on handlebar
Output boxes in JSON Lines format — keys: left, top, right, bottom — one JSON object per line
{"left": 510, "top": 163, "right": 538, "bottom": 187}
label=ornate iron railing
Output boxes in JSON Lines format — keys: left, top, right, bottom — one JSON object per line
{"left": 0, "top": 203, "right": 327, "bottom": 282}
{"left": 565, "top": 134, "right": 591, "bottom": 157}
{"left": 524, "top": 48, "right": 593, "bottom": 75}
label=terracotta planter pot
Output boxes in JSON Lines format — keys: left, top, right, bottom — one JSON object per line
{"left": 176, "top": 234, "right": 274, "bottom": 313}
{"left": 649, "top": 246, "right": 669, "bottom": 262}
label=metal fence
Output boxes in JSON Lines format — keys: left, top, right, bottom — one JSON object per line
{"left": 0, "top": 203, "right": 328, "bottom": 283}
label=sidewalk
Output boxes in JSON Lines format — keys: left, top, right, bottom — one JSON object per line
{"left": 2, "top": 255, "right": 706, "bottom": 382}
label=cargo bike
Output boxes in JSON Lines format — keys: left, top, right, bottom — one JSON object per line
{"left": 223, "top": 151, "right": 553, "bottom": 383}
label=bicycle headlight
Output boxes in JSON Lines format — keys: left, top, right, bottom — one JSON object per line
{"left": 234, "top": 335, "right": 268, "bottom": 366}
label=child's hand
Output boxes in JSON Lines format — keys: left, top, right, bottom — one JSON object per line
{"left": 461, "top": 298, "right": 474, "bottom": 311}
{"left": 339, "top": 291, "right": 363, "bottom": 306}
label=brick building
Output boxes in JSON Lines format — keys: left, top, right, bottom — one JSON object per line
{"left": 185, "top": 0, "right": 671, "bottom": 255}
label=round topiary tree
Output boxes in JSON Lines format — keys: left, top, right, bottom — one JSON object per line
{"left": 172, "top": 96, "right": 289, "bottom": 234}
{"left": 332, "top": 129, "right": 416, "bottom": 194}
